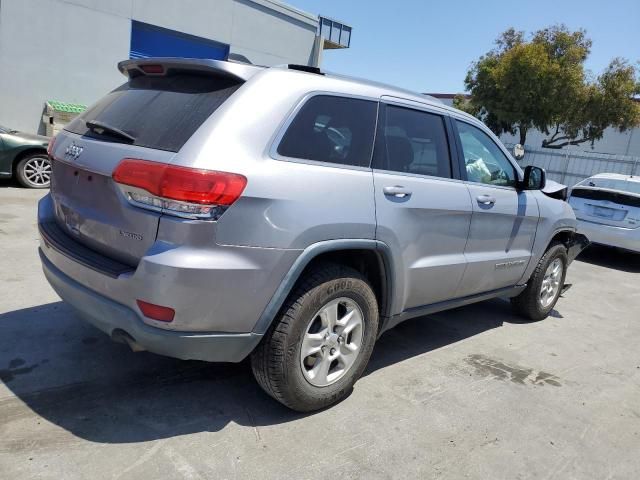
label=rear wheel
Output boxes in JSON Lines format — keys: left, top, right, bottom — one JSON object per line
{"left": 511, "top": 242, "right": 568, "bottom": 320}
{"left": 251, "top": 264, "right": 378, "bottom": 412}
{"left": 16, "top": 153, "right": 51, "bottom": 188}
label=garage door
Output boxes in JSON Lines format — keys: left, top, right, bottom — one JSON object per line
{"left": 130, "top": 21, "right": 230, "bottom": 60}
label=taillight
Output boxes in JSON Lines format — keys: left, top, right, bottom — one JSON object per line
{"left": 47, "top": 135, "right": 57, "bottom": 157}
{"left": 112, "top": 158, "right": 247, "bottom": 220}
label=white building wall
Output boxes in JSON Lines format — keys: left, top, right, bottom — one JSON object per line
{"left": 500, "top": 126, "right": 640, "bottom": 158}
{"left": 0, "top": 0, "right": 319, "bottom": 134}
{"left": 0, "top": 0, "right": 131, "bottom": 134}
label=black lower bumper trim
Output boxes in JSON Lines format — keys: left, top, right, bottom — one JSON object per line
{"left": 39, "top": 221, "right": 134, "bottom": 278}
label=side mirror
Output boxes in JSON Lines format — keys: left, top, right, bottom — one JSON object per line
{"left": 521, "top": 165, "right": 546, "bottom": 190}
{"left": 513, "top": 144, "right": 525, "bottom": 160}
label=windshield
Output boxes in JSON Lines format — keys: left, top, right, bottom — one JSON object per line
{"left": 578, "top": 177, "right": 640, "bottom": 195}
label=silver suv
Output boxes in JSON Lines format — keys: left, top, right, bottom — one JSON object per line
{"left": 39, "top": 58, "right": 588, "bottom": 411}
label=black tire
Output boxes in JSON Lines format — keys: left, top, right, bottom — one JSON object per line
{"left": 511, "top": 242, "right": 568, "bottom": 321}
{"left": 251, "top": 264, "right": 379, "bottom": 412}
{"left": 15, "top": 153, "right": 51, "bottom": 189}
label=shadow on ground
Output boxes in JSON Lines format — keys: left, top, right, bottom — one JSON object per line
{"left": 0, "top": 298, "right": 532, "bottom": 445}
{"left": 0, "top": 178, "right": 20, "bottom": 188}
{"left": 577, "top": 244, "right": 640, "bottom": 273}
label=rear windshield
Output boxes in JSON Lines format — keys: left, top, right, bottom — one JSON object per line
{"left": 65, "top": 73, "right": 241, "bottom": 152}
{"left": 571, "top": 187, "right": 640, "bottom": 208}
{"left": 577, "top": 177, "right": 640, "bottom": 195}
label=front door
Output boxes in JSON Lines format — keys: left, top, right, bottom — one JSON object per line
{"left": 373, "top": 102, "right": 473, "bottom": 313}
{"left": 452, "top": 119, "right": 539, "bottom": 297}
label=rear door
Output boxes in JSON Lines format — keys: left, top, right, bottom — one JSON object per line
{"left": 50, "top": 71, "right": 242, "bottom": 265}
{"left": 452, "top": 119, "right": 539, "bottom": 297}
{"left": 373, "top": 101, "right": 472, "bottom": 311}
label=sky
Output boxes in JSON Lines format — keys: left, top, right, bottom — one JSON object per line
{"left": 289, "top": 0, "right": 640, "bottom": 94}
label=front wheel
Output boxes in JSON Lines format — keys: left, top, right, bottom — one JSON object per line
{"left": 250, "top": 264, "right": 379, "bottom": 412}
{"left": 511, "top": 243, "right": 568, "bottom": 321}
{"left": 16, "top": 153, "right": 51, "bottom": 188}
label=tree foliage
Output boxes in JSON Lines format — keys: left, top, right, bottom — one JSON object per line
{"left": 454, "top": 25, "right": 640, "bottom": 148}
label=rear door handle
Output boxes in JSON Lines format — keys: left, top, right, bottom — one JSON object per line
{"left": 476, "top": 194, "right": 496, "bottom": 205}
{"left": 383, "top": 186, "right": 412, "bottom": 198}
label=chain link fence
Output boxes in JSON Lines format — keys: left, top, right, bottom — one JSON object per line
{"left": 505, "top": 143, "right": 640, "bottom": 187}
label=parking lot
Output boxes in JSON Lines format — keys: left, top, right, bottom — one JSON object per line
{"left": 0, "top": 183, "right": 639, "bottom": 479}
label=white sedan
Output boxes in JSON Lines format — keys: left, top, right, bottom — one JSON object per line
{"left": 568, "top": 173, "right": 640, "bottom": 253}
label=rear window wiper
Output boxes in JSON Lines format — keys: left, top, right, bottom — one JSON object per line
{"left": 85, "top": 120, "right": 136, "bottom": 143}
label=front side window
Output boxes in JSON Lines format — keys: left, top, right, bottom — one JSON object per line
{"left": 372, "top": 105, "right": 452, "bottom": 179}
{"left": 277, "top": 95, "right": 377, "bottom": 167}
{"left": 456, "top": 120, "right": 516, "bottom": 187}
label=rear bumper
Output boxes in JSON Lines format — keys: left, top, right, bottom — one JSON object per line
{"left": 576, "top": 219, "right": 640, "bottom": 253}
{"left": 37, "top": 193, "right": 301, "bottom": 362}
{"left": 41, "top": 249, "right": 262, "bottom": 362}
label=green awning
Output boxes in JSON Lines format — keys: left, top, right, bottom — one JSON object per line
{"left": 46, "top": 101, "right": 87, "bottom": 113}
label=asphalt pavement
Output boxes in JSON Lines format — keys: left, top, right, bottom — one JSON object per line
{"left": 1, "top": 183, "right": 639, "bottom": 479}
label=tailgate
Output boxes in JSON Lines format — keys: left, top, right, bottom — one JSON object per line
{"left": 48, "top": 63, "right": 245, "bottom": 266}
{"left": 50, "top": 134, "right": 174, "bottom": 265}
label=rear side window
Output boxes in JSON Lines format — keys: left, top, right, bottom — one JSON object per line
{"left": 277, "top": 95, "right": 377, "bottom": 167}
{"left": 372, "top": 105, "right": 452, "bottom": 178}
{"left": 65, "top": 73, "right": 241, "bottom": 152}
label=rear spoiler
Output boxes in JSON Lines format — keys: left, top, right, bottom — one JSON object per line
{"left": 118, "top": 57, "right": 264, "bottom": 82}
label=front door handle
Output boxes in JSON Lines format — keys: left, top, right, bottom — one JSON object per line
{"left": 476, "top": 194, "right": 496, "bottom": 205}
{"left": 383, "top": 186, "right": 412, "bottom": 198}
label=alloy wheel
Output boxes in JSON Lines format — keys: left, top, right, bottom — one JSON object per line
{"left": 540, "top": 258, "right": 563, "bottom": 308}
{"left": 22, "top": 157, "right": 51, "bottom": 187}
{"left": 300, "top": 297, "right": 365, "bottom": 387}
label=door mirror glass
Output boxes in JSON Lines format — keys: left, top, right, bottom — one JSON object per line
{"left": 522, "top": 165, "right": 546, "bottom": 190}
{"left": 513, "top": 144, "right": 525, "bottom": 160}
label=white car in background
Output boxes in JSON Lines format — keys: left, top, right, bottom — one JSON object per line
{"left": 568, "top": 173, "right": 640, "bottom": 253}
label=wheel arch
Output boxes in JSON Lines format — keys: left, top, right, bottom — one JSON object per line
{"left": 548, "top": 229, "right": 575, "bottom": 249}
{"left": 252, "top": 239, "right": 394, "bottom": 335}
{"left": 12, "top": 147, "right": 48, "bottom": 174}
{"left": 548, "top": 229, "right": 590, "bottom": 264}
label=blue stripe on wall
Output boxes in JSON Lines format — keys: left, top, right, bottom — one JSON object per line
{"left": 130, "top": 20, "right": 230, "bottom": 60}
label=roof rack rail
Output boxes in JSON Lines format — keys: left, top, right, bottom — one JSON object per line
{"left": 287, "top": 64, "right": 324, "bottom": 75}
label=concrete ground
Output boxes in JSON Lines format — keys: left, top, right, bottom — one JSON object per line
{"left": 0, "top": 181, "right": 639, "bottom": 480}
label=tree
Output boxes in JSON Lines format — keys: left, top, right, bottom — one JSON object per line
{"left": 454, "top": 25, "right": 640, "bottom": 148}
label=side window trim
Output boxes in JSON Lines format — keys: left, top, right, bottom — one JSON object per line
{"left": 373, "top": 101, "right": 456, "bottom": 180}
{"left": 453, "top": 118, "right": 519, "bottom": 189}
{"left": 449, "top": 118, "right": 468, "bottom": 182}
{"left": 269, "top": 91, "right": 379, "bottom": 171}
{"left": 444, "top": 115, "right": 463, "bottom": 180}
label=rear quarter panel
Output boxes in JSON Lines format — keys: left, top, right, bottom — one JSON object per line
{"left": 173, "top": 70, "right": 378, "bottom": 249}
